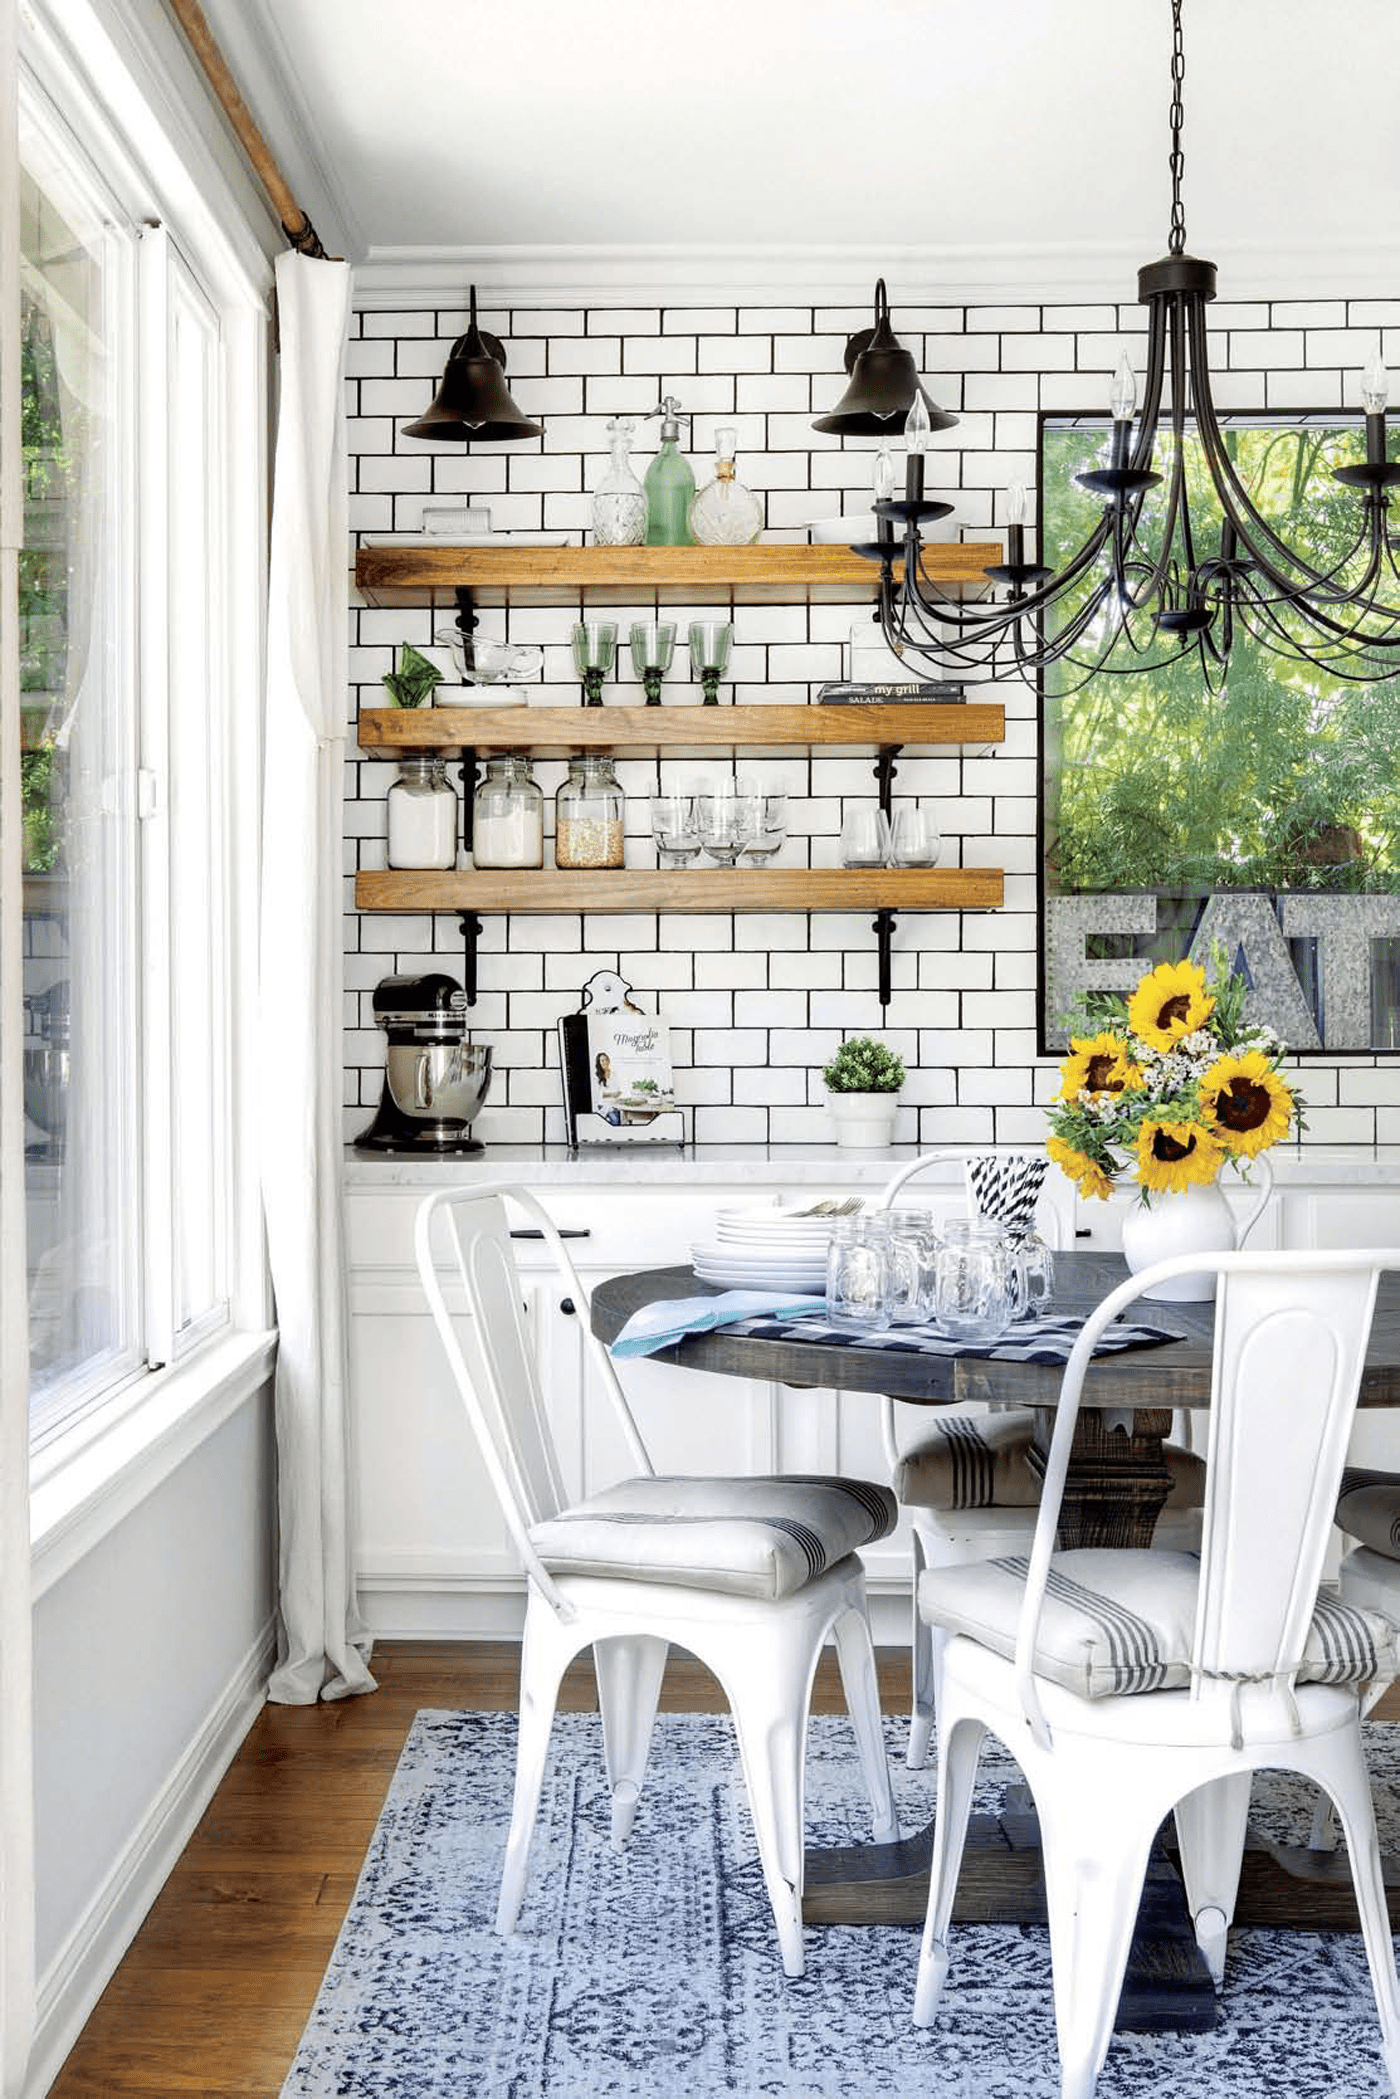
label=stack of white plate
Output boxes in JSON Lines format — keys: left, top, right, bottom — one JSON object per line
{"left": 690, "top": 1199, "right": 844, "bottom": 1291}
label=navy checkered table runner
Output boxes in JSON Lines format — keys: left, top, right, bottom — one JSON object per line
{"left": 722, "top": 1309, "right": 1184, "bottom": 1365}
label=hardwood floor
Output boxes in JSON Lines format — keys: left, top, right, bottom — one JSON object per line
{"left": 45, "top": 1639, "right": 914, "bottom": 2098}
{"left": 45, "top": 1642, "right": 1400, "bottom": 2097}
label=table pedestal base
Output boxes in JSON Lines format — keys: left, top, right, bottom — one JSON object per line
{"left": 803, "top": 1786, "right": 1400, "bottom": 2032}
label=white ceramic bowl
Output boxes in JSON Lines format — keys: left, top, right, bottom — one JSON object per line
{"left": 807, "top": 513, "right": 878, "bottom": 545}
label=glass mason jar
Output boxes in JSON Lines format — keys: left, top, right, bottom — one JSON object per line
{"left": 472, "top": 755, "right": 543, "bottom": 869}
{"left": 881, "top": 1208, "right": 938, "bottom": 1324}
{"left": 932, "top": 1217, "right": 1013, "bottom": 1344}
{"left": 825, "top": 1215, "right": 893, "bottom": 1329}
{"left": 554, "top": 755, "right": 625, "bottom": 870}
{"left": 386, "top": 755, "right": 457, "bottom": 870}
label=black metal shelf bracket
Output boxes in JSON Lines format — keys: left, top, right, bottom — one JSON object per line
{"left": 458, "top": 912, "right": 484, "bottom": 1005}
{"left": 874, "top": 907, "right": 896, "bottom": 1009}
{"left": 458, "top": 745, "right": 479, "bottom": 858}
{"left": 874, "top": 744, "right": 900, "bottom": 817}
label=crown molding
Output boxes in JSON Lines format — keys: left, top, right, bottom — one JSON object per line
{"left": 352, "top": 238, "right": 1400, "bottom": 314}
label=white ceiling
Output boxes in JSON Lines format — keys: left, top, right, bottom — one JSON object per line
{"left": 195, "top": 0, "right": 1400, "bottom": 300}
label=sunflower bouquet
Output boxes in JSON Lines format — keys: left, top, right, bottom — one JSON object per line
{"left": 1046, "top": 954, "right": 1302, "bottom": 1204}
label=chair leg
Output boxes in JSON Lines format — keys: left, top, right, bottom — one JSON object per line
{"left": 1172, "top": 1772, "right": 1252, "bottom": 1987}
{"left": 1320, "top": 1738, "right": 1400, "bottom": 2098}
{"left": 908, "top": 1528, "right": 936, "bottom": 1771}
{"left": 721, "top": 1634, "right": 816, "bottom": 1979}
{"left": 1038, "top": 1787, "right": 1157, "bottom": 2099}
{"left": 832, "top": 1604, "right": 898, "bottom": 1843}
{"left": 594, "top": 1633, "right": 669, "bottom": 1849}
{"left": 495, "top": 1596, "right": 576, "bottom": 1936}
{"left": 913, "top": 1712, "right": 986, "bottom": 2027}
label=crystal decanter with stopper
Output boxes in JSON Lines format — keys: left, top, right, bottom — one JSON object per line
{"left": 688, "top": 425, "right": 762, "bottom": 546}
{"left": 590, "top": 415, "right": 647, "bottom": 546}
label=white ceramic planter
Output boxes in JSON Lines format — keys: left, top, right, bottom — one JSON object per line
{"left": 825, "top": 1089, "right": 901, "bottom": 1151}
{"left": 1120, "top": 1155, "right": 1274, "bottom": 1300}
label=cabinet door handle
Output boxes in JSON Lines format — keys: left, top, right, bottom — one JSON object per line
{"left": 559, "top": 1297, "right": 576, "bottom": 1317}
{"left": 509, "top": 1227, "right": 591, "bottom": 1240}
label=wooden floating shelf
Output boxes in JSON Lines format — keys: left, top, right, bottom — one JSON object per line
{"left": 357, "top": 701, "right": 1005, "bottom": 756}
{"left": 355, "top": 867, "right": 1004, "bottom": 915}
{"left": 354, "top": 540, "right": 998, "bottom": 608}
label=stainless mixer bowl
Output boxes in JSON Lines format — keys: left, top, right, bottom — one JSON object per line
{"left": 385, "top": 1041, "right": 492, "bottom": 1129}
{"left": 24, "top": 1043, "right": 69, "bottom": 1135}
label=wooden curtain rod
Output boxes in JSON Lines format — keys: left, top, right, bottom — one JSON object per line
{"left": 165, "top": 0, "right": 329, "bottom": 259}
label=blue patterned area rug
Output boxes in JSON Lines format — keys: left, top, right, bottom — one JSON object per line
{"left": 281, "top": 1709, "right": 1399, "bottom": 2099}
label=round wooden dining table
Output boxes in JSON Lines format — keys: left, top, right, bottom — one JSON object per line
{"left": 590, "top": 1250, "right": 1400, "bottom": 2034}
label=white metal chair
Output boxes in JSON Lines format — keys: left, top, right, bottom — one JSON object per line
{"left": 414, "top": 1182, "right": 899, "bottom": 1979}
{"left": 912, "top": 1247, "right": 1400, "bottom": 2099}
{"left": 873, "top": 1150, "right": 1204, "bottom": 1767}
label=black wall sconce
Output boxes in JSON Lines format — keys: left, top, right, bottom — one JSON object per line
{"left": 402, "top": 285, "right": 542, "bottom": 444}
{"left": 812, "top": 278, "right": 956, "bottom": 437}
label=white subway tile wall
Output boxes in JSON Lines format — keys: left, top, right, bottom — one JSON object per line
{"left": 345, "top": 294, "right": 1397, "bottom": 1149}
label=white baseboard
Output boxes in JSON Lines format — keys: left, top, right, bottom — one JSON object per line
{"left": 358, "top": 1575, "right": 913, "bottom": 1647}
{"left": 23, "top": 1617, "right": 277, "bottom": 2099}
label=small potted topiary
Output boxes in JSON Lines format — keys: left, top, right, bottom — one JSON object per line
{"left": 821, "top": 1035, "right": 906, "bottom": 1150}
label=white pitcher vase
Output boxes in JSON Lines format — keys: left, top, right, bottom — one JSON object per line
{"left": 1120, "top": 1154, "right": 1274, "bottom": 1301}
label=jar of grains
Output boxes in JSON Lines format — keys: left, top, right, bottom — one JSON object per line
{"left": 554, "top": 754, "right": 625, "bottom": 869}
{"left": 472, "top": 755, "right": 544, "bottom": 868}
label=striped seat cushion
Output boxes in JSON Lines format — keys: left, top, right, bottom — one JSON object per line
{"left": 530, "top": 1474, "right": 897, "bottom": 1602}
{"left": 1337, "top": 1468, "right": 1400, "bottom": 1561}
{"left": 894, "top": 1408, "right": 1206, "bottom": 1513}
{"left": 918, "top": 1549, "right": 1398, "bottom": 1700}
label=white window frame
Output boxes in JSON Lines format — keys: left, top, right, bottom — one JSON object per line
{"left": 19, "top": 0, "right": 275, "bottom": 1530}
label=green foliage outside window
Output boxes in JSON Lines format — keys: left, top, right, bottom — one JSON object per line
{"left": 1042, "top": 421, "right": 1400, "bottom": 904}
{"left": 19, "top": 297, "right": 74, "bottom": 872}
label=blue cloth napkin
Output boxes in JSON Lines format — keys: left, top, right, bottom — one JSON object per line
{"left": 610, "top": 1291, "right": 827, "bottom": 1359}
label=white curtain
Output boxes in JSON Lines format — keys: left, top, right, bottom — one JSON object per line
{"left": 261, "top": 250, "right": 375, "bottom": 1705}
{"left": 0, "top": 0, "right": 37, "bottom": 2080}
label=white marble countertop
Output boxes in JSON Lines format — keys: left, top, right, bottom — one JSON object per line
{"left": 343, "top": 1143, "right": 1400, "bottom": 1190}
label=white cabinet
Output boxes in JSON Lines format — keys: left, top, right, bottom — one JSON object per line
{"left": 343, "top": 1151, "right": 1400, "bottom": 1639}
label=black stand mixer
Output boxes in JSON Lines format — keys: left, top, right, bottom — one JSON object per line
{"left": 355, "top": 973, "right": 492, "bottom": 1154}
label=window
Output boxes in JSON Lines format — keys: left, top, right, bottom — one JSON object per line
{"left": 1039, "top": 413, "right": 1400, "bottom": 1054}
{"left": 20, "top": 70, "right": 243, "bottom": 1447}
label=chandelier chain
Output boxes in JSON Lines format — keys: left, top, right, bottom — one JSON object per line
{"left": 1168, "top": 0, "right": 1186, "bottom": 254}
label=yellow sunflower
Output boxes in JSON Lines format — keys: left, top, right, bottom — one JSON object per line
{"left": 1200, "top": 1050, "right": 1293, "bottom": 1157}
{"left": 1047, "top": 1134, "right": 1115, "bottom": 1202}
{"left": 1135, "top": 1118, "right": 1225, "bottom": 1194}
{"left": 1054, "top": 1031, "right": 1142, "bottom": 1104}
{"left": 1126, "top": 960, "right": 1215, "bottom": 1051}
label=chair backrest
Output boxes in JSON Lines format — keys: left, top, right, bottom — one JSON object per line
{"left": 414, "top": 1184, "right": 653, "bottom": 1612}
{"left": 1014, "top": 1247, "right": 1400, "bottom": 1746}
{"left": 875, "top": 1150, "right": 1072, "bottom": 1471}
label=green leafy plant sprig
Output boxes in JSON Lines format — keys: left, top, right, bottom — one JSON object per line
{"left": 822, "top": 1036, "right": 906, "bottom": 1094}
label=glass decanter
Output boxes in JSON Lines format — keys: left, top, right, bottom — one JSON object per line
{"left": 591, "top": 415, "right": 647, "bottom": 547}
{"left": 688, "top": 426, "right": 762, "bottom": 546}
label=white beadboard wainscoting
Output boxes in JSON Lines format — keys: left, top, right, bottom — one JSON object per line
{"left": 344, "top": 1148, "right": 1400, "bottom": 1642}
{"left": 343, "top": 288, "right": 1400, "bottom": 1156}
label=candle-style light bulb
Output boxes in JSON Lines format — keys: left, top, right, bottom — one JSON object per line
{"left": 1007, "top": 481, "right": 1028, "bottom": 527}
{"left": 1110, "top": 350, "right": 1138, "bottom": 423}
{"left": 1364, "top": 346, "right": 1389, "bottom": 417}
{"left": 903, "top": 390, "right": 931, "bottom": 502}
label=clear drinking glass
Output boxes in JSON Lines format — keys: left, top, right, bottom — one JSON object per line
{"left": 629, "top": 620, "right": 676, "bottom": 706}
{"left": 651, "top": 793, "right": 700, "bottom": 866}
{"left": 688, "top": 620, "right": 733, "bottom": 705}
{"left": 881, "top": 1209, "right": 937, "bottom": 1324}
{"left": 932, "top": 1218, "right": 1013, "bottom": 1343}
{"left": 888, "top": 804, "right": 942, "bottom": 867}
{"left": 1007, "top": 1230, "right": 1055, "bottom": 1320}
{"left": 840, "top": 806, "right": 891, "bottom": 868}
{"left": 826, "top": 1216, "right": 892, "bottom": 1328}
{"left": 696, "top": 789, "right": 757, "bottom": 866}
{"left": 571, "top": 620, "right": 618, "bottom": 707}
{"left": 741, "top": 792, "right": 787, "bottom": 862}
